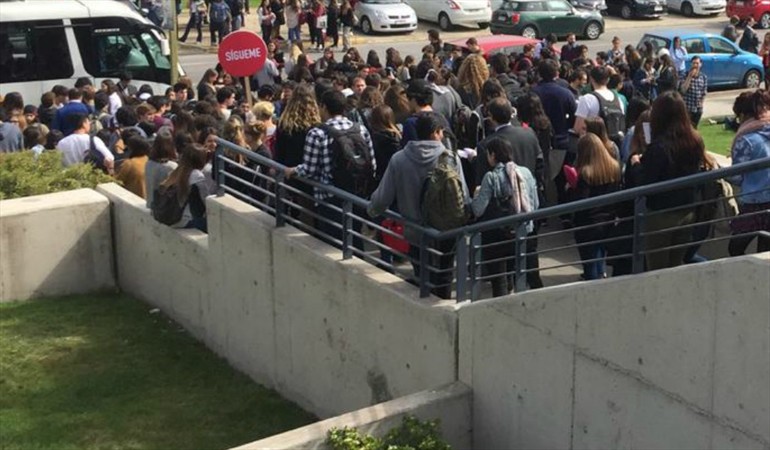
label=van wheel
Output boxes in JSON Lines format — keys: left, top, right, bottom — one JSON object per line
{"left": 584, "top": 21, "right": 602, "bottom": 39}
{"left": 743, "top": 69, "right": 761, "bottom": 88}
{"left": 439, "top": 12, "right": 452, "bottom": 31}
{"left": 521, "top": 25, "right": 538, "bottom": 39}
{"left": 620, "top": 4, "right": 633, "bottom": 19}
{"left": 681, "top": 2, "right": 694, "bottom": 16}
{"left": 361, "top": 17, "right": 373, "bottom": 34}
{"left": 478, "top": 22, "right": 490, "bottom": 29}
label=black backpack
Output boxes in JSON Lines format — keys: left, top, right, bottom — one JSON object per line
{"left": 83, "top": 135, "right": 109, "bottom": 174}
{"left": 152, "top": 184, "right": 188, "bottom": 226}
{"left": 323, "top": 124, "right": 375, "bottom": 198}
{"left": 590, "top": 91, "right": 626, "bottom": 148}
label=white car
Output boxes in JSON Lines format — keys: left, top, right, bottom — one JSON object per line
{"left": 666, "top": 0, "right": 726, "bottom": 15}
{"left": 405, "top": 0, "right": 493, "bottom": 30}
{"left": 354, "top": 0, "right": 418, "bottom": 35}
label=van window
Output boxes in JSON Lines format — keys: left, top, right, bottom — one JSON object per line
{"left": 0, "top": 21, "right": 74, "bottom": 83}
{"left": 72, "top": 18, "right": 170, "bottom": 83}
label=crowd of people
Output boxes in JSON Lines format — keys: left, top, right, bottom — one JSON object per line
{"left": 0, "top": 27, "right": 768, "bottom": 299}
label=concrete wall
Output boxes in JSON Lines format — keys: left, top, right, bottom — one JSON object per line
{"left": 232, "top": 382, "right": 472, "bottom": 450}
{"left": 96, "top": 183, "right": 458, "bottom": 419}
{"left": 0, "top": 189, "right": 115, "bottom": 302}
{"left": 459, "top": 253, "right": 770, "bottom": 450}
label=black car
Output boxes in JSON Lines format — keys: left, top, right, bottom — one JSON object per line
{"left": 606, "top": 0, "right": 667, "bottom": 18}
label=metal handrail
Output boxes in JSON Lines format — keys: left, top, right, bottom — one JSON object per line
{"left": 215, "top": 137, "right": 770, "bottom": 300}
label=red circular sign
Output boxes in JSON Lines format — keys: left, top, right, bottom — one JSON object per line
{"left": 217, "top": 31, "right": 268, "bottom": 77}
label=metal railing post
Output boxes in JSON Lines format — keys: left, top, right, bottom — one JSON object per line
{"left": 632, "top": 195, "right": 647, "bottom": 274}
{"left": 274, "top": 172, "right": 286, "bottom": 228}
{"left": 514, "top": 222, "right": 528, "bottom": 293}
{"left": 455, "top": 234, "right": 469, "bottom": 301}
{"left": 214, "top": 146, "right": 225, "bottom": 196}
{"left": 469, "top": 232, "right": 482, "bottom": 301}
{"left": 419, "top": 232, "right": 430, "bottom": 298}
{"left": 341, "top": 200, "right": 353, "bottom": 260}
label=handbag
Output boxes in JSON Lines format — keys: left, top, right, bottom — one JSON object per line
{"left": 381, "top": 219, "right": 409, "bottom": 254}
{"left": 316, "top": 14, "right": 328, "bottom": 29}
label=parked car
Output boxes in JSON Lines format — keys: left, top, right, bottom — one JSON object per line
{"left": 638, "top": 31, "right": 765, "bottom": 87}
{"left": 490, "top": 0, "right": 604, "bottom": 39}
{"left": 726, "top": 0, "right": 770, "bottom": 28}
{"left": 667, "top": 0, "right": 726, "bottom": 15}
{"left": 606, "top": 0, "right": 667, "bottom": 18}
{"left": 447, "top": 34, "right": 553, "bottom": 57}
{"left": 404, "top": 0, "right": 493, "bottom": 30}
{"left": 354, "top": 0, "right": 418, "bottom": 34}
{"left": 569, "top": 0, "right": 609, "bottom": 10}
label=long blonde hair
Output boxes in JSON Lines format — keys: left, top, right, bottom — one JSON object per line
{"left": 457, "top": 54, "right": 489, "bottom": 103}
{"left": 223, "top": 116, "right": 248, "bottom": 164}
{"left": 576, "top": 134, "right": 620, "bottom": 186}
{"left": 277, "top": 84, "right": 321, "bottom": 133}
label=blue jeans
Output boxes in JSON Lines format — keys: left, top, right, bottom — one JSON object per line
{"left": 288, "top": 26, "right": 301, "bottom": 42}
{"left": 578, "top": 243, "right": 606, "bottom": 280}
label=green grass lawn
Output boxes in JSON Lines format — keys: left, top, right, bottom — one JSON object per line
{"left": 699, "top": 122, "right": 735, "bottom": 157}
{"left": 0, "top": 294, "right": 315, "bottom": 450}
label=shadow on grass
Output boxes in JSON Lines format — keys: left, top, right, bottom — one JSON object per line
{"left": 0, "top": 294, "right": 316, "bottom": 450}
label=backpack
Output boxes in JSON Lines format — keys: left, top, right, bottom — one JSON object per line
{"left": 83, "top": 135, "right": 109, "bottom": 173}
{"left": 210, "top": 1, "right": 229, "bottom": 24}
{"left": 421, "top": 151, "right": 468, "bottom": 231}
{"left": 152, "top": 184, "right": 188, "bottom": 226}
{"left": 453, "top": 105, "right": 479, "bottom": 149}
{"left": 323, "top": 124, "right": 375, "bottom": 198}
{"left": 590, "top": 91, "right": 626, "bottom": 148}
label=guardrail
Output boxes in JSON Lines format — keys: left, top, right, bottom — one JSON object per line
{"left": 214, "top": 137, "right": 770, "bottom": 301}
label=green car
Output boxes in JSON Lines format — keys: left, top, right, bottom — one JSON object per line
{"left": 490, "top": 0, "right": 605, "bottom": 40}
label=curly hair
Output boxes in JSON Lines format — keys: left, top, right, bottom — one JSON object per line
{"left": 457, "top": 54, "right": 489, "bottom": 103}
{"left": 277, "top": 84, "right": 321, "bottom": 134}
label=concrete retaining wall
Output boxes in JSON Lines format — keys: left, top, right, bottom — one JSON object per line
{"left": 232, "top": 382, "right": 472, "bottom": 450}
{"left": 0, "top": 189, "right": 115, "bottom": 302}
{"left": 96, "top": 183, "right": 458, "bottom": 419}
{"left": 459, "top": 253, "right": 770, "bottom": 450}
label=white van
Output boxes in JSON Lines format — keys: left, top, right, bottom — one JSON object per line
{"left": 404, "top": 0, "right": 492, "bottom": 30}
{"left": 0, "top": 0, "right": 179, "bottom": 104}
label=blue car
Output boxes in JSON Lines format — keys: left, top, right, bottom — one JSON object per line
{"left": 638, "top": 31, "right": 765, "bottom": 89}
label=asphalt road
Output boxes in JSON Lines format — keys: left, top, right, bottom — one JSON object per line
{"left": 179, "top": 12, "right": 746, "bottom": 117}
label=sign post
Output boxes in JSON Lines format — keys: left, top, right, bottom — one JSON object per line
{"left": 217, "top": 31, "right": 269, "bottom": 109}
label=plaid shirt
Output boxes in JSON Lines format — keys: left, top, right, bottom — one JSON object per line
{"left": 683, "top": 73, "right": 707, "bottom": 113}
{"left": 294, "top": 116, "right": 375, "bottom": 201}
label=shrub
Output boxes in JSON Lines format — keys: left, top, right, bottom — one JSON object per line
{"left": 326, "top": 415, "right": 452, "bottom": 450}
{"left": 0, "top": 151, "right": 113, "bottom": 200}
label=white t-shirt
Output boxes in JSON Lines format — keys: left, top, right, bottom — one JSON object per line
{"left": 58, "top": 133, "right": 114, "bottom": 167}
{"left": 575, "top": 88, "right": 625, "bottom": 119}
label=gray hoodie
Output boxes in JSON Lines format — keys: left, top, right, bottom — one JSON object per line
{"left": 368, "top": 140, "right": 470, "bottom": 242}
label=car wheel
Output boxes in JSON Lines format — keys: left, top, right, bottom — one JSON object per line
{"left": 584, "top": 21, "right": 602, "bottom": 39}
{"left": 439, "top": 13, "right": 452, "bottom": 31}
{"left": 361, "top": 17, "right": 373, "bottom": 35}
{"left": 521, "top": 25, "right": 538, "bottom": 39}
{"left": 743, "top": 69, "right": 761, "bottom": 88}
{"left": 760, "top": 12, "right": 770, "bottom": 28}
{"left": 620, "top": 4, "right": 633, "bottom": 19}
{"left": 681, "top": 2, "right": 694, "bottom": 16}
{"left": 478, "top": 22, "right": 490, "bottom": 29}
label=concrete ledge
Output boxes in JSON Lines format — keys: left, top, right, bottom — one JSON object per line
{"left": 231, "top": 382, "right": 472, "bottom": 450}
{"left": 0, "top": 188, "right": 115, "bottom": 301}
{"left": 459, "top": 253, "right": 770, "bottom": 450}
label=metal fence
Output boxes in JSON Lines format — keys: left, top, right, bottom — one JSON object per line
{"left": 214, "top": 138, "right": 770, "bottom": 301}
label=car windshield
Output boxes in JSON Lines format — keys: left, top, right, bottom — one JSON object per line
{"left": 362, "top": 0, "right": 402, "bottom": 3}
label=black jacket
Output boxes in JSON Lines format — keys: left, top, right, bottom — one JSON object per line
{"left": 371, "top": 129, "right": 401, "bottom": 183}
{"left": 475, "top": 124, "right": 543, "bottom": 190}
